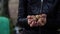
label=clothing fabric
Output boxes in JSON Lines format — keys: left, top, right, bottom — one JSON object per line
{"left": 17, "top": 0, "right": 60, "bottom": 34}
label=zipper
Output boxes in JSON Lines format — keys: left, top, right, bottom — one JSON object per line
{"left": 39, "top": 0, "right": 43, "bottom": 34}
{"left": 40, "top": 0, "right": 43, "bottom": 14}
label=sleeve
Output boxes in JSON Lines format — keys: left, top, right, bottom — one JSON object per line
{"left": 17, "top": 0, "right": 29, "bottom": 28}
{"left": 43, "top": 0, "right": 60, "bottom": 29}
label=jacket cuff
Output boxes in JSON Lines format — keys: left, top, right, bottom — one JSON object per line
{"left": 17, "top": 18, "right": 29, "bottom": 27}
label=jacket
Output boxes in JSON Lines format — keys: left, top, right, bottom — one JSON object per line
{"left": 17, "top": 0, "right": 60, "bottom": 34}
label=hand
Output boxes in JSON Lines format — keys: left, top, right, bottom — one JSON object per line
{"left": 27, "top": 15, "right": 38, "bottom": 27}
{"left": 37, "top": 14, "right": 47, "bottom": 26}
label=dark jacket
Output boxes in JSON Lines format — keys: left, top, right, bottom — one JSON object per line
{"left": 17, "top": 0, "right": 60, "bottom": 34}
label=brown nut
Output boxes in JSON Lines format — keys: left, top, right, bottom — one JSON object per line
{"left": 35, "top": 15, "right": 40, "bottom": 19}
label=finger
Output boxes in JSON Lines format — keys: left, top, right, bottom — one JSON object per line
{"left": 27, "top": 15, "right": 31, "bottom": 18}
{"left": 28, "top": 19, "right": 33, "bottom": 25}
{"left": 30, "top": 21, "right": 34, "bottom": 27}
{"left": 39, "top": 15, "right": 42, "bottom": 18}
{"left": 30, "top": 20, "right": 37, "bottom": 27}
{"left": 30, "top": 21, "right": 35, "bottom": 26}
{"left": 30, "top": 24, "right": 33, "bottom": 27}
{"left": 27, "top": 15, "right": 33, "bottom": 19}
{"left": 41, "top": 17, "right": 46, "bottom": 24}
{"left": 38, "top": 19, "right": 42, "bottom": 24}
{"left": 41, "top": 14, "right": 47, "bottom": 18}
{"left": 28, "top": 20, "right": 32, "bottom": 25}
{"left": 42, "top": 14, "right": 47, "bottom": 16}
{"left": 37, "top": 18, "right": 45, "bottom": 26}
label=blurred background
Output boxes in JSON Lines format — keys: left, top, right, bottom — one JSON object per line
{"left": 0, "top": 0, "right": 18, "bottom": 34}
{"left": 9, "top": 0, "right": 18, "bottom": 34}
{"left": 9, "top": 0, "right": 18, "bottom": 25}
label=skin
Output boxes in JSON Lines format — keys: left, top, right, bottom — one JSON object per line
{"left": 27, "top": 15, "right": 38, "bottom": 27}
{"left": 37, "top": 14, "right": 47, "bottom": 26}
{"left": 27, "top": 14, "right": 47, "bottom": 27}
